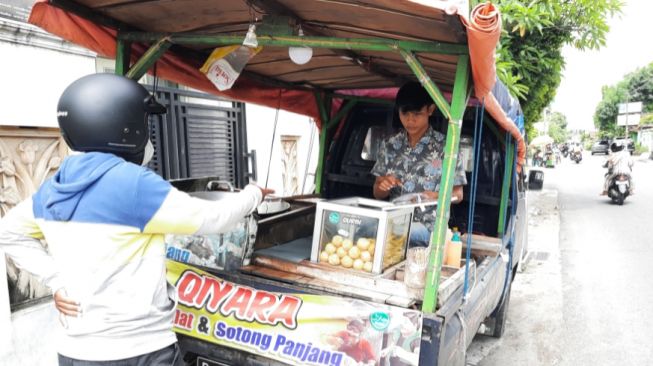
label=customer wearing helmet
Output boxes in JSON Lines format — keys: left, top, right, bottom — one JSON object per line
{"left": 0, "top": 73, "right": 272, "bottom": 365}
{"left": 601, "top": 141, "right": 634, "bottom": 195}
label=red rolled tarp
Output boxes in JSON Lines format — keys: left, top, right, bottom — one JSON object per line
{"left": 462, "top": 2, "right": 526, "bottom": 168}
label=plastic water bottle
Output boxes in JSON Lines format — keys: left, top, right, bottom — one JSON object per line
{"left": 446, "top": 228, "right": 462, "bottom": 268}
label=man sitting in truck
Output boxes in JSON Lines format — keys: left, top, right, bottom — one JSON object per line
{"left": 372, "top": 82, "right": 467, "bottom": 247}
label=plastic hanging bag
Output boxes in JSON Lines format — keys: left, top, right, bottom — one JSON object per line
{"left": 404, "top": 247, "right": 429, "bottom": 288}
{"left": 200, "top": 44, "right": 262, "bottom": 91}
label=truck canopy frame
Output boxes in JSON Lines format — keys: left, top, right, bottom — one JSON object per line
{"left": 29, "top": 0, "right": 525, "bottom": 313}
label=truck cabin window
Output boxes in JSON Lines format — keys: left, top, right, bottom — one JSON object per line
{"left": 361, "top": 126, "right": 397, "bottom": 161}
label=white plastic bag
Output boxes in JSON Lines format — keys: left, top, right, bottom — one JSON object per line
{"left": 200, "top": 45, "right": 262, "bottom": 91}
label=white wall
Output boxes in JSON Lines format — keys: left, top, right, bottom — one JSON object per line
{"left": 638, "top": 129, "right": 653, "bottom": 151}
{"left": 245, "top": 104, "right": 319, "bottom": 196}
{"left": 0, "top": 42, "right": 96, "bottom": 127}
{"left": 0, "top": 40, "right": 93, "bottom": 363}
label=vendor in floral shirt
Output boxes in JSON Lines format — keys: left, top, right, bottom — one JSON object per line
{"left": 372, "top": 82, "right": 467, "bottom": 247}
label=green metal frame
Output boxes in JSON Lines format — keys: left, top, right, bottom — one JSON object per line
{"left": 125, "top": 37, "right": 172, "bottom": 80}
{"left": 399, "top": 49, "right": 452, "bottom": 121}
{"left": 113, "top": 26, "right": 479, "bottom": 314}
{"left": 422, "top": 55, "right": 470, "bottom": 313}
{"left": 115, "top": 37, "right": 131, "bottom": 76}
{"left": 314, "top": 92, "right": 332, "bottom": 195}
{"left": 497, "top": 140, "right": 515, "bottom": 236}
{"left": 313, "top": 96, "right": 359, "bottom": 195}
{"left": 118, "top": 33, "right": 468, "bottom": 55}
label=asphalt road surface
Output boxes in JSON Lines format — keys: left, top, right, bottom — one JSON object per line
{"left": 467, "top": 152, "right": 653, "bottom": 366}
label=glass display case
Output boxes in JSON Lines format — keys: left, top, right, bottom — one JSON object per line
{"left": 310, "top": 197, "right": 413, "bottom": 274}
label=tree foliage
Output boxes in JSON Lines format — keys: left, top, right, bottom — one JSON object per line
{"left": 495, "top": 0, "right": 623, "bottom": 139}
{"left": 547, "top": 111, "right": 569, "bottom": 143}
{"left": 594, "top": 62, "right": 653, "bottom": 136}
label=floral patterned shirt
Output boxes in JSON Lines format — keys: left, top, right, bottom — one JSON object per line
{"left": 371, "top": 126, "right": 467, "bottom": 227}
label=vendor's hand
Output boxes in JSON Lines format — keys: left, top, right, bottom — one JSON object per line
{"left": 54, "top": 288, "right": 80, "bottom": 317}
{"left": 377, "top": 175, "right": 402, "bottom": 192}
{"left": 421, "top": 190, "right": 438, "bottom": 201}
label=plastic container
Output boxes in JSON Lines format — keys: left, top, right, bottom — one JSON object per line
{"left": 310, "top": 197, "right": 413, "bottom": 274}
{"left": 404, "top": 247, "right": 429, "bottom": 288}
{"left": 445, "top": 228, "right": 462, "bottom": 268}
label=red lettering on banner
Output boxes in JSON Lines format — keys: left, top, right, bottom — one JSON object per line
{"left": 177, "top": 271, "right": 202, "bottom": 305}
{"left": 221, "top": 287, "right": 253, "bottom": 318}
{"left": 245, "top": 291, "right": 277, "bottom": 323}
{"left": 198, "top": 277, "right": 234, "bottom": 313}
{"left": 173, "top": 309, "right": 194, "bottom": 330}
{"left": 174, "top": 269, "right": 302, "bottom": 329}
{"left": 268, "top": 296, "right": 302, "bottom": 329}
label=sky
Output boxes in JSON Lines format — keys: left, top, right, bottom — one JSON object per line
{"left": 550, "top": 0, "right": 653, "bottom": 131}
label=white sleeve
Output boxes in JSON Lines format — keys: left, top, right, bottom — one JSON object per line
{"left": 0, "top": 199, "right": 63, "bottom": 292}
{"left": 143, "top": 184, "right": 262, "bottom": 235}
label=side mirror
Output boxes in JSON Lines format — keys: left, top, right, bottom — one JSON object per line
{"left": 527, "top": 169, "right": 544, "bottom": 190}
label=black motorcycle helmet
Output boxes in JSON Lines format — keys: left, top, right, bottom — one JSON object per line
{"left": 56, "top": 73, "right": 166, "bottom": 164}
{"left": 610, "top": 141, "right": 625, "bottom": 153}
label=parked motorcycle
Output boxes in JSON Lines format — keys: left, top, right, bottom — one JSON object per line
{"left": 606, "top": 173, "right": 631, "bottom": 205}
{"left": 570, "top": 150, "right": 582, "bottom": 164}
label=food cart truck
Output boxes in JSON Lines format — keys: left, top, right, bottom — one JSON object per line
{"left": 28, "top": 1, "right": 528, "bottom": 365}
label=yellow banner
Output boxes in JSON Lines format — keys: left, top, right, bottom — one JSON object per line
{"left": 167, "top": 260, "right": 422, "bottom": 366}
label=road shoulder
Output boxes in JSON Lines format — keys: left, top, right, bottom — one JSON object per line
{"left": 467, "top": 189, "right": 564, "bottom": 366}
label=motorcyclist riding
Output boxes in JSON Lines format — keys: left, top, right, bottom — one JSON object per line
{"left": 601, "top": 141, "right": 634, "bottom": 196}
{"left": 570, "top": 142, "right": 582, "bottom": 163}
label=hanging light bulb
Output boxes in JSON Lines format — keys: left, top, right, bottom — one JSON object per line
{"left": 289, "top": 27, "right": 313, "bottom": 65}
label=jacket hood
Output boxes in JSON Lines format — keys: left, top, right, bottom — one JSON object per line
{"left": 44, "top": 152, "right": 123, "bottom": 221}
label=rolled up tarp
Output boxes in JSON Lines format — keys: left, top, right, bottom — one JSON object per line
{"left": 461, "top": 2, "right": 526, "bottom": 169}
{"left": 462, "top": 2, "right": 502, "bottom": 99}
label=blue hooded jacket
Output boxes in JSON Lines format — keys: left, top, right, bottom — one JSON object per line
{"left": 32, "top": 152, "right": 171, "bottom": 231}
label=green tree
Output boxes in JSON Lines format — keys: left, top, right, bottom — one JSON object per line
{"left": 547, "top": 111, "right": 569, "bottom": 143}
{"left": 593, "top": 62, "right": 653, "bottom": 136}
{"left": 495, "top": 0, "right": 623, "bottom": 138}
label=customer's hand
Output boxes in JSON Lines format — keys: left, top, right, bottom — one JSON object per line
{"left": 54, "top": 288, "right": 80, "bottom": 329}
{"left": 54, "top": 288, "right": 80, "bottom": 317}
{"left": 258, "top": 187, "right": 275, "bottom": 199}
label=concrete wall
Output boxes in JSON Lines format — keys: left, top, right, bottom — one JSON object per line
{"left": 0, "top": 41, "right": 96, "bottom": 128}
{"left": 638, "top": 129, "right": 653, "bottom": 152}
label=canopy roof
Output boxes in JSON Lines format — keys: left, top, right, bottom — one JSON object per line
{"left": 28, "top": 0, "right": 525, "bottom": 165}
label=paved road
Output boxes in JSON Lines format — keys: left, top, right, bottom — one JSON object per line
{"left": 467, "top": 152, "right": 653, "bottom": 366}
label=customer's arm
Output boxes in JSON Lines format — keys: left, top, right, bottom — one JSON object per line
{"left": 1, "top": 199, "right": 80, "bottom": 317}
{"left": 0, "top": 199, "right": 63, "bottom": 292}
{"left": 137, "top": 169, "right": 268, "bottom": 235}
